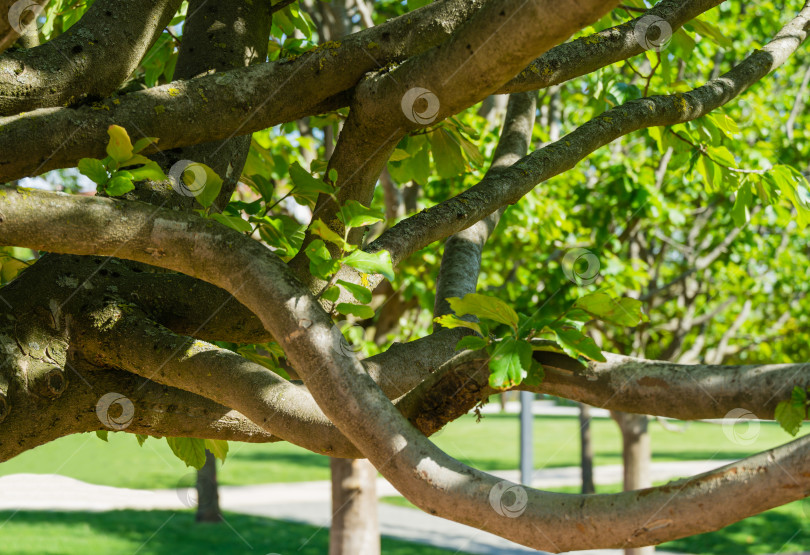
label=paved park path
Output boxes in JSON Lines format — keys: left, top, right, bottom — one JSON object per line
{"left": 0, "top": 459, "right": 730, "bottom": 555}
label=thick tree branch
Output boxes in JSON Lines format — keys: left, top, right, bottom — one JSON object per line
{"left": 0, "top": 356, "right": 275, "bottom": 462}
{"left": 370, "top": 6, "right": 810, "bottom": 264}
{"left": 3, "top": 176, "right": 810, "bottom": 548}
{"left": 0, "top": 0, "right": 486, "bottom": 181}
{"left": 0, "top": 0, "right": 183, "bottom": 115}
{"left": 495, "top": 0, "right": 724, "bottom": 95}
{"left": 0, "top": 0, "right": 724, "bottom": 182}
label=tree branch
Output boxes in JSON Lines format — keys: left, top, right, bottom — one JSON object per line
{"left": 0, "top": 0, "right": 183, "bottom": 115}
{"left": 370, "top": 6, "right": 810, "bottom": 264}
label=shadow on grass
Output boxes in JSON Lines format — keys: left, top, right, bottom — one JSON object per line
{"left": 0, "top": 510, "right": 463, "bottom": 555}
{"left": 660, "top": 501, "right": 810, "bottom": 555}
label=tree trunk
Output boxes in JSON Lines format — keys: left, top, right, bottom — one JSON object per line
{"left": 196, "top": 450, "right": 221, "bottom": 522}
{"left": 579, "top": 403, "right": 595, "bottom": 494}
{"left": 329, "top": 458, "right": 380, "bottom": 555}
{"left": 615, "top": 412, "right": 653, "bottom": 555}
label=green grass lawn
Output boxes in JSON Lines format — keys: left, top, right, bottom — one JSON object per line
{"left": 2, "top": 412, "right": 806, "bottom": 555}
{"left": 0, "top": 510, "right": 469, "bottom": 555}
{"left": 0, "top": 412, "right": 802, "bottom": 489}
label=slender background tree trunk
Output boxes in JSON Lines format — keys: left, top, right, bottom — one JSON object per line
{"left": 196, "top": 450, "right": 221, "bottom": 522}
{"left": 579, "top": 403, "right": 595, "bottom": 494}
{"left": 615, "top": 412, "right": 653, "bottom": 555}
{"left": 330, "top": 458, "right": 380, "bottom": 555}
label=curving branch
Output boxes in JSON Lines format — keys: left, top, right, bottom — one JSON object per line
{"left": 289, "top": 0, "right": 613, "bottom": 284}
{"left": 0, "top": 356, "right": 275, "bottom": 462}
{"left": 3, "top": 176, "right": 810, "bottom": 551}
{"left": 0, "top": 0, "right": 725, "bottom": 182}
{"left": 495, "top": 0, "right": 725, "bottom": 95}
{"left": 370, "top": 5, "right": 810, "bottom": 264}
{"left": 0, "top": 0, "right": 486, "bottom": 181}
{"left": 0, "top": 0, "right": 183, "bottom": 115}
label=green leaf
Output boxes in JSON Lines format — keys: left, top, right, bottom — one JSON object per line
{"left": 343, "top": 250, "right": 394, "bottom": 281}
{"left": 572, "top": 292, "right": 645, "bottom": 326}
{"left": 447, "top": 127, "right": 483, "bottom": 167}
{"left": 204, "top": 439, "right": 229, "bottom": 463}
{"left": 338, "top": 200, "right": 384, "bottom": 228}
{"left": 106, "top": 125, "right": 134, "bottom": 163}
{"left": 289, "top": 161, "right": 335, "bottom": 207}
{"left": 166, "top": 437, "right": 207, "bottom": 469}
{"left": 304, "top": 239, "right": 340, "bottom": 279}
{"left": 336, "top": 303, "right": 375, "bottom": 319}
{"left": 447, "top": 293, "right": 519, "bottom": 330}
{"left": 95, "top": 430, "right": 109, "bottom": 442}
{"left": 429, "top": 128, "right": 466, "bottom": 179}
{"left": 337, "top": 279, "right": 372, "bottom": 304}
{"left": 687, "top": 18, "right": 733, "bottom": 48}
{"left": 132, "top": 136, "right": 159, "bottom": 154}
{"left": 488, "top": 337, "right": 533, "bottom": 389}
{"left": 127, "top": 161, "right": 167, "bottom": 182}
{"left": 210, "top": 213, "right": 253, "bottom": 233}
{"left": 552, "top": 325, "right": 606, "bottom": 362}
{"left": 455, "top": 335, "right": 488, "bottom": 351}
{"left": 731, "top": 182, "right": 753, "bottom": 227}
{"left": 136, "top": 434, "right": 149, "bottom": 446}
{"left": 321, "top": 286, "right": 340, "bottom": 302}
{"left": 775, "top": 387, "right": 807, "bottom": 436}
{"left": 433, "top": 314, "right": 482, "bottom": 335}
{"left": 311, "top": 219, "right": 349, "bottom": 250}
{"left": 389, "top": 149, "right": 410, "bottom": 161}
{"left": 105, "top": 175, "right": 135, "bottom": 196}
{"left": 698, "top": 153, "right": 721, "bottom": 192}
{"left": 524, "top": 360, "right": 545, "bottom": 386}
{"left": 78, "top": 158, "right": 108, "bottom": 185}
{"left": 189, "top": 164, "right": 224, "bottom": 209}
